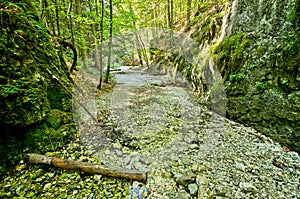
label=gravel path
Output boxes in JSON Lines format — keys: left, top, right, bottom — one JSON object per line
{"left": 80, "top": 67, "right": 300, "bottom": 198}
{"left": 0, "top": 67, "right": 299, "bottom": 199}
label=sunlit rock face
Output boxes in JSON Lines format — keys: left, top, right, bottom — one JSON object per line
{"left": 221, "top": 0, "right": 300, "bottom": 152}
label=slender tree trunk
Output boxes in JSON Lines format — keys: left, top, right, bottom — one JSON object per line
{"left": 97, "top": 0, "right": 104, "bottom": 89}
{"left": 105, "top": 0, "right": 113, "bottom": 83}
{"left": 186, "top": 0, "right": 192, "bottom": 30}
{"left": 74, "top": 0, "right": 87, "bottom": 64}
{"left": 68, "top": 0, "right": 75, "bottom": 46}
{"left": 129, "top": 3, "right": 149, "bottom": 68}
{"left": 170, "top": 0, "right": 173, "bottom": 29}
{"left": 167, "top": 0, "right": 174, "bottom": 46}
{"left": 42, "top": 0, "right": 55, "bottom": 34}
{"left": 89, "top": 1, "right": 100, "bottom": 70}
{"left": 137, "top": 49, "right": 143, "bottom": 66}
{"left": 54, "top": 0, "right": 60, "bottom": 36}
{"left": 75, "top": 0, "right": 81, "bottom": 15}
{"left": 137, "top": 30, "right": 150, "bottom": 68}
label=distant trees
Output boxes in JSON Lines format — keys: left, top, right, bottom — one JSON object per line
{"left": 15, "top": 0, "right": 198, "bottom": 87}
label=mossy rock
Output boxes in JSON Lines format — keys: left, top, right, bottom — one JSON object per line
{"left": 45, "top": 109, "right": 65, "bottom": 129}
{"left": 0, "top": 2, "right": 76, "bottom": 175}
{"left": 0, "top": 2, "right": 73, "bottom": 127}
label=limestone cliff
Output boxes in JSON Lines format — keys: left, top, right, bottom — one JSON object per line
{"left": 186, "top": 0, "right": 300, "bottom": 152}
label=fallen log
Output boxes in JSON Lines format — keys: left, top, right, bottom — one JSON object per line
{"left": 25, "top": 153, "right": 147, "bottom": 183}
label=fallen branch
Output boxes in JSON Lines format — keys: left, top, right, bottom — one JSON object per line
{"left": 25, "top": 153, "right": 147, "bottom": 183}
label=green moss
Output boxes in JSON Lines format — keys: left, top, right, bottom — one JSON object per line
{"left": 212, "top": 33, "right": 254, "bottom": 80}
{"left": 23, "top": 122, "right": 76, "bottom": 154}
{"left": 270, "top": 30, "right": 300, "bottom": 92}
{"left": 45, "top": 109, "right": 64, "bottom": 129}
{"left": 255, "top": 81, "right": 267, "bottom": 89}
{"left": 0, "top": 2, "right": 76, "bottom": 175}
{"left": 229, "top": 73, "right": 245, "bottom": 82}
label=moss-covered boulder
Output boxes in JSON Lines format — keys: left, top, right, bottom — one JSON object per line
{"left": 0, "top": 2, "right": 76, "bottom": 174}
{"left": 0, "top": 2, "right": 72, "bottom": 126}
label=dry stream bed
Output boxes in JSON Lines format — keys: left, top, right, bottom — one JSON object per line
{"left": 1, "top": 68, "right": 299, "bottom": 199}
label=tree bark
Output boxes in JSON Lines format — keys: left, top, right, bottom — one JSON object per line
{"left": 25, "top": 153, "right": 147, "bottom": 183}
{"left": 186, "top": 0, "right": 192, "bottom": 30}
{"left": 105, "top": 0, "right": 113, "bottom": 83}
{"left": 89, "top": 1, "right": 100, "bottom": 70}
{"left": 54, "top": 0, "right": 60, "bottom": 36}
{"left": 97, "top": 0, "right": 104, "bottom": 89}
{"left": 68, "top": 0, "right": 75, "bottom": 46}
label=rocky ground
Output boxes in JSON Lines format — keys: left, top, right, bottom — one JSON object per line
{"left": 0, "top": 68, "right": 299, "bottom": 199}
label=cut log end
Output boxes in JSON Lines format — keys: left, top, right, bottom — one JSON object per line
{"left": 25, "top": 153, "right": 53, "bottom": 165}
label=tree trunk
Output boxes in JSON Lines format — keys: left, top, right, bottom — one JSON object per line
{"left": 105, "top": 0, "right": 113, "bottom": 83}
{"left": 97, "top": 0, "right": 104, "bottom": 89}
{"left": 136, "top": 30, "right": 150, "bottom": 68}
{"left": 89, "top": 1, "right": 100, "bottom": 70}
{"left": 186, "top": 0, "right": 192, "bottom": 30}
{"left": 75, "top": 0, "right": 81, "bottom": 15}
{"left": 129, "top": 3, "right": 149, "bottom": 68}
{"left": 67, "top": 0, "right": 75, "bottom": 46}
{"left": 25, "top": 153, "right": 147, "bottom": 183}
{"left": 167, "top": 0, "right": 174, "bottom": 46}
{"left": 54, "top": 0, "right": 60, "bottom": 36}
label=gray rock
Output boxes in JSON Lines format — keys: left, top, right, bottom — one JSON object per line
{"left": 175, "top": 172, "right": 196, "bottom": 186}
{"left": 190, "top": 144, "right": 199, "bottom": 150}
{"left": 188, "top": 183, "right": 198, "bottom": 196}
{"left": 240, "top": 182, "right": 256, "bottom": 193}
{"left": 196, "top": 173, "right": 209, "bottom": 186}
{"left": 176, "top": 190, "right": 191, "bottom": 199}
{"left": 235, "top": 162, "right": 246, "bottom": 172}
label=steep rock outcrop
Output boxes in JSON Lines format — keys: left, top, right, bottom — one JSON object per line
{"left": 0, "top": 2, "right": 76, "bottom": 173}
{"left": 170, "top": 0, "right": 299, "bottom": 152}
{"left": 213, "top": 0, "right": 300, "bottom": 152}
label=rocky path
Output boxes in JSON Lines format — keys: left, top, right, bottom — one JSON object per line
{"left": 79, "top": 67, "right": 300, "bottom": 198}
{"left": 1, "top": 67, "right": 299, "bottom": 199}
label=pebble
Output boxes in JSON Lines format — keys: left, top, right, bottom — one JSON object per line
{"left": 235, "top": 161, "right": 246, "bottom": 172}
{"left": 188, "top": 183, "right": 198, "bottom": 196}
{"left": 176, "top": 189, "right": 191, "bottom": 199}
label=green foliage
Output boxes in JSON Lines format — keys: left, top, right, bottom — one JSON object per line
{"left": 60, "top": 173, "right": 68, "bottom": 179}
{"left": 255, "top": 81, "right": 266, "bottom": 89}
{"left": 190, "top": 1, "right": 227, "bottom": 44}
{"left": 281, "top": 79, "right": 289, "bottom": 85}
{"left": 30, "top": 173, "right": 38, "bottom": 179}
{"left": 270, "top": 29, "right": 300, "bottom": 92}
{"left": 229, "top": 73, "right": 245, "bottom": 82}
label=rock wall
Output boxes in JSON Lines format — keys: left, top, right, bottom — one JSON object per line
{"left": 217, "top": 0, "right": 300, "bottom": 152}
{"left": 0, "top": 2, "right": 76, "bottom": 173}
{"left": 173, "top": 0, "right": 300, "bottom": 152}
